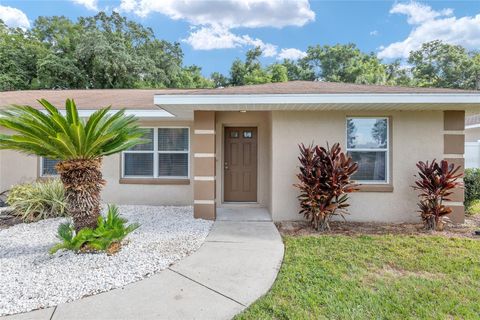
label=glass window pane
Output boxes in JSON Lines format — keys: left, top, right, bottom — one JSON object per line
{"left": 230, "top": 131, "right": 239, "bottom": 138}
{"left": 349, "top": 151, "right": 386, "bottom": 182}
{"left": 124, "top": 153, "right": 154, "bottom": 176}
{"left": 347, "top": 118, "right": 388, "bottom": 149}
{"left": 243, "top": 131, "right": 253, "bottom": 138}
{"left": 128, "top": 128, "right": 153, "bottom": 151}
{"left": 158, "top": 128, "right": 189, "bottom": 151}
{"left": 158, "top": 153, "right": 188, "bottom": 177}
{"left": 42, "top": 158, "right": 59, "bottom": 176}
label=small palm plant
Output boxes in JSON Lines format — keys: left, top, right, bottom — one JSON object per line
{"left": 50, "top": 204, "right": 139, "bottom": 254}
{"left": 0, "top": 99, "right": 145, "bottom": 232}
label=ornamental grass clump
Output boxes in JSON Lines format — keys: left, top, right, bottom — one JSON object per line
{"left": 413, "top": 159, "right": 462, "bottom": 230}
{"left": 295, "top": 143, "right": 359, "bottom": 231}
{"left": 0, "top": 99, "right": 146, "bottom": 233}
{"left": 50, "top": 204, "right": 139, "bottom": 255}
{"left": 7, "top": 179, "right": 67, "bottom": 222}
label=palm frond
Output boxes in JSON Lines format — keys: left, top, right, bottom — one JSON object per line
{"left": 0, "top": 99, "right": 146, "bottom": 160}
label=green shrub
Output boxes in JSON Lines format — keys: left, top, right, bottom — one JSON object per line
{"left": 467, "top": 199, "right": 480, "bottom": 215}
{"left": 464, "top": 168, "right": 480, "bottom": 212}
{"left": 50, "top": 205, "right": 139, "bottom": 254}
{"left": 7, "top": 179, "right": 67, "bottom": 222}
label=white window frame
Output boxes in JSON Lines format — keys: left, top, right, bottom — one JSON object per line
{"left": 345, "top": 117, "right": 390, "bottom": 184}
{"left": 121, "top": 127, "right": 190, "bottom": 179}
{"left": 39, "top": 157, "right": 59, "bottom": 177}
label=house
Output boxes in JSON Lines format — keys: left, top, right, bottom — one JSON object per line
{"left": 1, "top": 81, "right": 479, "bottom": 224}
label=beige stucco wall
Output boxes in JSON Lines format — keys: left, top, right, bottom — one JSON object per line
{"left": 215, "top": 111, "right": 271, "bottom": 209}
{"left": 0, "top": 128, "right": 39, "bottom": 192}
{"left": 0, "top": 150, "right": 38, "bottom": 192}
{"left": 270, "top": 110, "right": 444, "bottom": 222}
{"left": 0, "top": 121, "right": 194, "bottom": 206}
{"left": 466, "top": 127, "right": 480, "bottom": 142}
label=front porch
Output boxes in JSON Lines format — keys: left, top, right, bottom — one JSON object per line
{"left": 192, "top": 111, "right": 272, "bottom": 221}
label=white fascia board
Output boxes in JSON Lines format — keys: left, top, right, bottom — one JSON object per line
{"left": 54, "top": 109, "right": 174, "bottom": 118}
{"left": 0, "top": 109, "right": 174, "bottom": 118}
{"left": 466, "top": 124, "right": 480, "bottom": 129}
{"left": 154, "top": 93, "right": 480, "bottom": 105}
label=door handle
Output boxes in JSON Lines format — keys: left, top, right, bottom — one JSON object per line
{"left": 224, "top": 162, "right": 229, "bottom": 170}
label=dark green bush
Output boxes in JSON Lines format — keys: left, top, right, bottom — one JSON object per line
{"left": 50, "top": 204, "right": 139, "bottom": 254}
{"left": 464, "top": 168, "right": 480, "bottom": 210}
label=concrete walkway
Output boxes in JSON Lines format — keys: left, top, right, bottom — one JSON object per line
{"left": 6, "top": 208, "right": 284, "bottom": 320}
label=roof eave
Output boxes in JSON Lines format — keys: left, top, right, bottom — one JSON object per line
{"left": 154, "top": 93, "right": 480, "bottom": 106}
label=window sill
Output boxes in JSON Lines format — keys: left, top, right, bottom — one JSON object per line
{"left": 119, "top": 178, "right": 190, "bottom": 185}
{"left": 37, "top": 175, "right": 58, "bottom": 181}
{"left": 357, "top": 184, "right": 393, "bottom": 192}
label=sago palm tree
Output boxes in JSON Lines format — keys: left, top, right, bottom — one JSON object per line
{"left": 0, "top": 99, "right": 145, "bottom": 231}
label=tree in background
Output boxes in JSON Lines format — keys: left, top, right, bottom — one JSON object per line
{"left": 172, "top": 65, "right": 213, "bottom": 88}
{"left": 229, "top": 47, "right": 270, "bottom": 85}
{"left": 0, "top": 22, "right": 43, "bottom": 90}
{"left": 223, "top": 47, "right": 289, "bottom": 86}
{"left": 0, "top": 13, "right": 213, "bottom": 91}
{"left": 280, "top": 58, "right": 315, "bottom": 81}
{"left": 210, "top": 72, "right": 229, "bottom": 88}
{"left": 32, "top": 16, "right": 85, "bottom": 88}
{"left": 1, "top": 12, "right": 480, "bottom": 91}
{"left": 474, "top": 53, "right": 480, "bottom": 90}
{"left": 385, "top": 59, "right": 411, "bottom": 86}
{"left": 304, "top": 43, "right": 386, "bottom": 84}
{"left": 408, "top": 40, "right": 479, "bottom": 90}
{"left": 229, "top": 58, "right": 247, "bottom": 86}
{"left": 269, "top": 64, "right": 289, "bottom": 83}
{"left": 216, "top": 41, "right": 479, "bottom": 90}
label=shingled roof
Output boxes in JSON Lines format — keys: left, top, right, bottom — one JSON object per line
{"left": 155, "top": 81, "right": 479, "bottom": 95}
{"left": 0, "top": 89, "right": 189, "bottom": 110}
{"left": 1, "top": 81, "right": 478, "bottom": 110}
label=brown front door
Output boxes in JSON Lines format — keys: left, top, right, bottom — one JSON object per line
{"left": 224, "top": 127, "right": 257, "bottom": 202}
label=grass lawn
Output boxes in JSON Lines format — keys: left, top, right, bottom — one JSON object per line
{"left": 236, "top": 235, "right": 480, "bottom": 320}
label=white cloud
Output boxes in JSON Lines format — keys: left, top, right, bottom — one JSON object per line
{"left": 378, "top": 2, "right": 480, "bottom": 59}
{"left": 120, "top": 0, "right": 315, "bottom": 59}
{"left": 390, "top": 1, "right": 453, "bottom": 25}
{"left": 72, "top": 0, "right": 99, "bottom": 11}
{"left": 119, "top": 0, "right": 315, "bottom": 28}
{"left": 370, "top": 30, "right": 378, "bottom": 36}
{"left": 0, "top": 5, "right": 30, "bottom": 29}
{"left": 277, "top": 48, "right": 307, "bottom": 60}
{"left": 184, "top": 26, "right": 278, "bottom": 57}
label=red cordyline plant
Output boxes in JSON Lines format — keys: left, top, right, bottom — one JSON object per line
{"left": 412, "top": 159, "right": 462, "bottom": 230}
{"left": 294, "top": 143, "right": 359, "bottom": 231}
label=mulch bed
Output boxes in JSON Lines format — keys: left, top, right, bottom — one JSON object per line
{"left": 276, "top": 215, "right": 480, "bottom": 239}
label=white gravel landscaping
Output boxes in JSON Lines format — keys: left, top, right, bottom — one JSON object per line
{"left": 0, "top": 205, "right": 213, "bottom": 316}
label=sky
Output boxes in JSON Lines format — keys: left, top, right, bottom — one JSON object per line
{"left": 1, "top": 0, "right": 479, "bottom": 76}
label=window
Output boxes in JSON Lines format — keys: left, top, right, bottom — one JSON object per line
{"left": 346, "top": 117, "right": 389, "bottom": 184}
{"left": 243, "top": 130, "right": 253, "bottom": 138}
{"left": 40, "top": 158, "right": 60, "bottom": 176}
{"left": 122, "top": 127, "right": 189, "bottom": 179}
